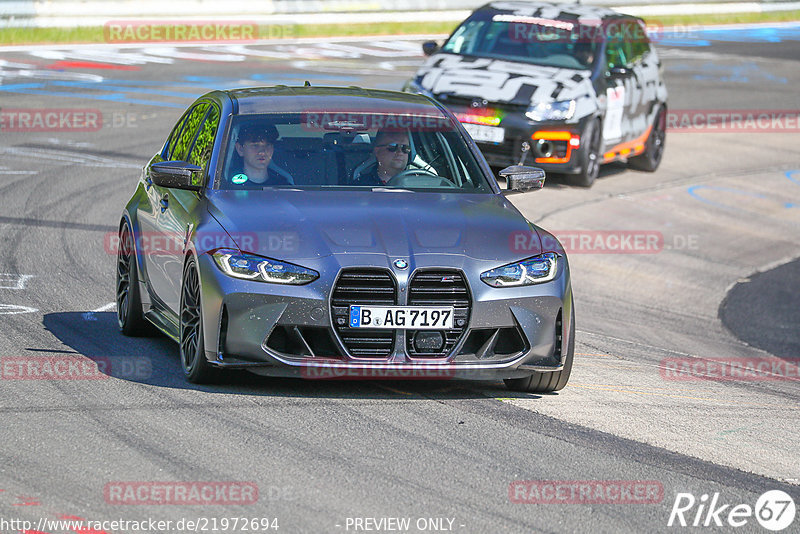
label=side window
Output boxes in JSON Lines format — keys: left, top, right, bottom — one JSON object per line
{"left": 187, "top": 105, "right": 220, "bottom": 186}
{"left": 163, "top": 111, "right": 190, "bottom": 160}
{"left": 604, "top": 26, "right": 627, "bottom": 71}
{"left": 168, "top": 103, "right": 209, "bottom": 161}
{"left": 443, "top": 20, "right": 483, "bottom": 54}
{"left": 627, "top": 21, "right": 649, "bottom": 64}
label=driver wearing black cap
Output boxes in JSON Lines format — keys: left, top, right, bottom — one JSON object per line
{"left": 229, "top": 123, "right": 292, "bottom": 187}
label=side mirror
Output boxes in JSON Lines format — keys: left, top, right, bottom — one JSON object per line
{"left": 150, "top": 161, "right": 203, "bottom": 191}
{"left": 608, "top": 66, "right": 628, "bottom": 77}
{"left": 422, "top": 41, "right": 439, "bottom": 56}
{"left": 499, "top": 165, "right": 545, "bottom": 193}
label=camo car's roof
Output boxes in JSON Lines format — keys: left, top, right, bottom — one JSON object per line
{"left": 483, "top": 1, "right": 626, "bottom": 21}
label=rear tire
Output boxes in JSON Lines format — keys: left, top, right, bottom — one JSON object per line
{"left": 628, "top": 105, "right": 666, "bottom": 172}
{"left": 504, "top": 306, "right": 575, "bottom": 393}
{"left": 116, "top": 222, "right": 150, "bottom": 336}
{"left": 180, "top": 257, "right": 218, "bottom": 384}
{"left": 567, "top": 119, "right": 601, "bottom": 188}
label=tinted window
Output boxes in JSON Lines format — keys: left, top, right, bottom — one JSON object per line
{"left": 168, "top": 103, "right": 209, "bottom": 161}
{"left": 217, "top": 113, "right": 492, "bottom": 192}
{"left": 187, "top": 105, "right": 220, "bottom": 185}
{"left": 605, "top": 20, "right": 649, "bottom": 69}
{"left": 604, "top": 23, "right": 628, "bottom": 70}
{"left": 163, "top": 110, "right": 190, "bottom": 160}
{"left": 627, "top": 21, "right": 650, "bottom": 63}
{"left": 441, "top": 13, "right": 598, "bottom": 70}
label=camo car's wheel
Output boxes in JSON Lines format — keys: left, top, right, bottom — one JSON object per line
{"left": 179, "top": 257, "right": 217, "bottom": 384}
{"left": 568, "top": 119, "right": 601, "bottom": 187}
{"left": 116, "top": 222, "right": 149, "bottom": 336}
{"left": 628, "top": 105, "right": 666, "bottom": 172}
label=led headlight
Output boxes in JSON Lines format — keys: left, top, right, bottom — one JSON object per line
{"left": 480, "top": 252, "right": 559, "bottom": 287}
{"left": 212, "top": 249, "right": 318, "bottom": 285}
{"left": 525, "top": 100, "right": 576, "bottom": 122}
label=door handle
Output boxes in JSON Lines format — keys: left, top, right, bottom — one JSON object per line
{"left": 159, "top": 194, "right": 169, "bottom": 213}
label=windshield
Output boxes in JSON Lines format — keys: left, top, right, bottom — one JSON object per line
{"left": 216, "top": 112, "right": 493, "bottom": 192}
{"left": 441, "top": 14, "right": 599, "bottom": 70}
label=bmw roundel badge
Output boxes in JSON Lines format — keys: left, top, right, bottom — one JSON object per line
{"left": 393, "top": 259, "right": 408, "bottom": 270}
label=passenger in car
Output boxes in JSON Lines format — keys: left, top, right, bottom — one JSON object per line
{"left": 352, "top": 129, "right": 412, "bottom": 186}
{"left": 229, "top": 123, "right": 293, "bottom": 187}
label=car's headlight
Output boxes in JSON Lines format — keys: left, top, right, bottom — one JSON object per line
{"left": 525, "top": 100, "right": 576, "bottom": 121}
{"left": 480, "top": 253, "right": 559, "bottom": 287}
{"left": 211, "top": 249, "right": 318, "bottom": 285}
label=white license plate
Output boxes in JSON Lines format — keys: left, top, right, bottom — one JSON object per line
{"left": 462, "top": 123, "right": 505, "bottom": 144}
{"left": 349, "top": 306, "right": 454, "bottom": 329}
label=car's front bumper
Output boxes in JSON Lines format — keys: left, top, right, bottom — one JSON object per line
{"left": 446, "top": 102, "right": 592, "bottom": 174}
{"left": 197, "top": 252, "right": 573, "bottom": 381}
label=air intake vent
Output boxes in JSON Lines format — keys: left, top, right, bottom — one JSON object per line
{"left": 331, "top": 269, "right": 397, "bottom": 358}
{"left": 406, "top": 270, "right": 471, "bottom": 358}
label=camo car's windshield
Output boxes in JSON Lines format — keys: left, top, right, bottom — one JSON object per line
{"left": 441, "top": 13, "right": 601, "bottom": 70}
{"left": 216, "top": 113, "right": 492, "bottom": 192}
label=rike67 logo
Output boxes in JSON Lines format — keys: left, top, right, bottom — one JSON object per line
{"left": 668, "top": 490, "right": 796, "bottom": 531}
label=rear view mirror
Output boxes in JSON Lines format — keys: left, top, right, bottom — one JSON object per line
{"left": 150, "top": 161, "right": 203, "bottom": 191}
{"left": 422, "top": 41, "right": 439, "bottom": 56}
{"left": 499, "top": 165, "right": 546, "bottom": 193}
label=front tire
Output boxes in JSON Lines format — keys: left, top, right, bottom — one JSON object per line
{"left": 504, "top": 306, "right": 575, "bottom": 393}
{"left": 116, "top": 222, "right": 149, "bottom": 336}
{"left": 567, "top": 119, "right": 601, "bottom": 187}
{"left": 180, "top": 257, "right": 217, "bottom": 384}
{"left": 628, "top": 105, "right": 666, "bottom": 172}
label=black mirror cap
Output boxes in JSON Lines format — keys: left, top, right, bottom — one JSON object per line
{"left": 608, "top": 66, "right": 628, "bottom": 77}
{"left": 422, "top": 41, "right": 439, "bottom": 56}
{"left": 150, "top": 161, "right": 204, "bottom": 191}
{"left": 499, "top": 165, "right": 546, "bottom": 192}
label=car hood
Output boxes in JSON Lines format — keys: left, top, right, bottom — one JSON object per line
{"left": 204, "top": 189, "right": 544, "bottom": 262}
{"left": 415, "top": 53, "right": 595, "bottom": 107}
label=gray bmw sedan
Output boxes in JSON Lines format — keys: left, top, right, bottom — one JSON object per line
{"left": 115, "top": 86, "right": 574, "bottom": 393}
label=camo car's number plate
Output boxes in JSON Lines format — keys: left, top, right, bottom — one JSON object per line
{"left": 462, "top": 123, "right": 505, "bottom": 144}
{"left": 349, "top": 306, "right": 454, "bottom": 329}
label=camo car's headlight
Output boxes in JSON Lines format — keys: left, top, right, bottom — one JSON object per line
{"left": 526, "top": 100, "right": 576, "bottom": 121}
{"left": 212, "top": 249, "right": 318, "bottom": 285}
{"left": 480, "top": 253, "right": 559, "bottom": 287}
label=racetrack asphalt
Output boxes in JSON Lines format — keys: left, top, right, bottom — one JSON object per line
{"left": 0, "top": 28, "right": 798, "bottom": 533}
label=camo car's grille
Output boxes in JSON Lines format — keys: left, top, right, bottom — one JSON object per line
{"left": 331, "top": 269, "right": 397, "bottom": 358}
{"left": 405, "top": 270, "right": 471, "bottom": 358}
{"left": 479, "top": 136, "right": 524, "bottom": 167}
{"left": 438, "top": 95, "right": 526, "bottom": 114}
